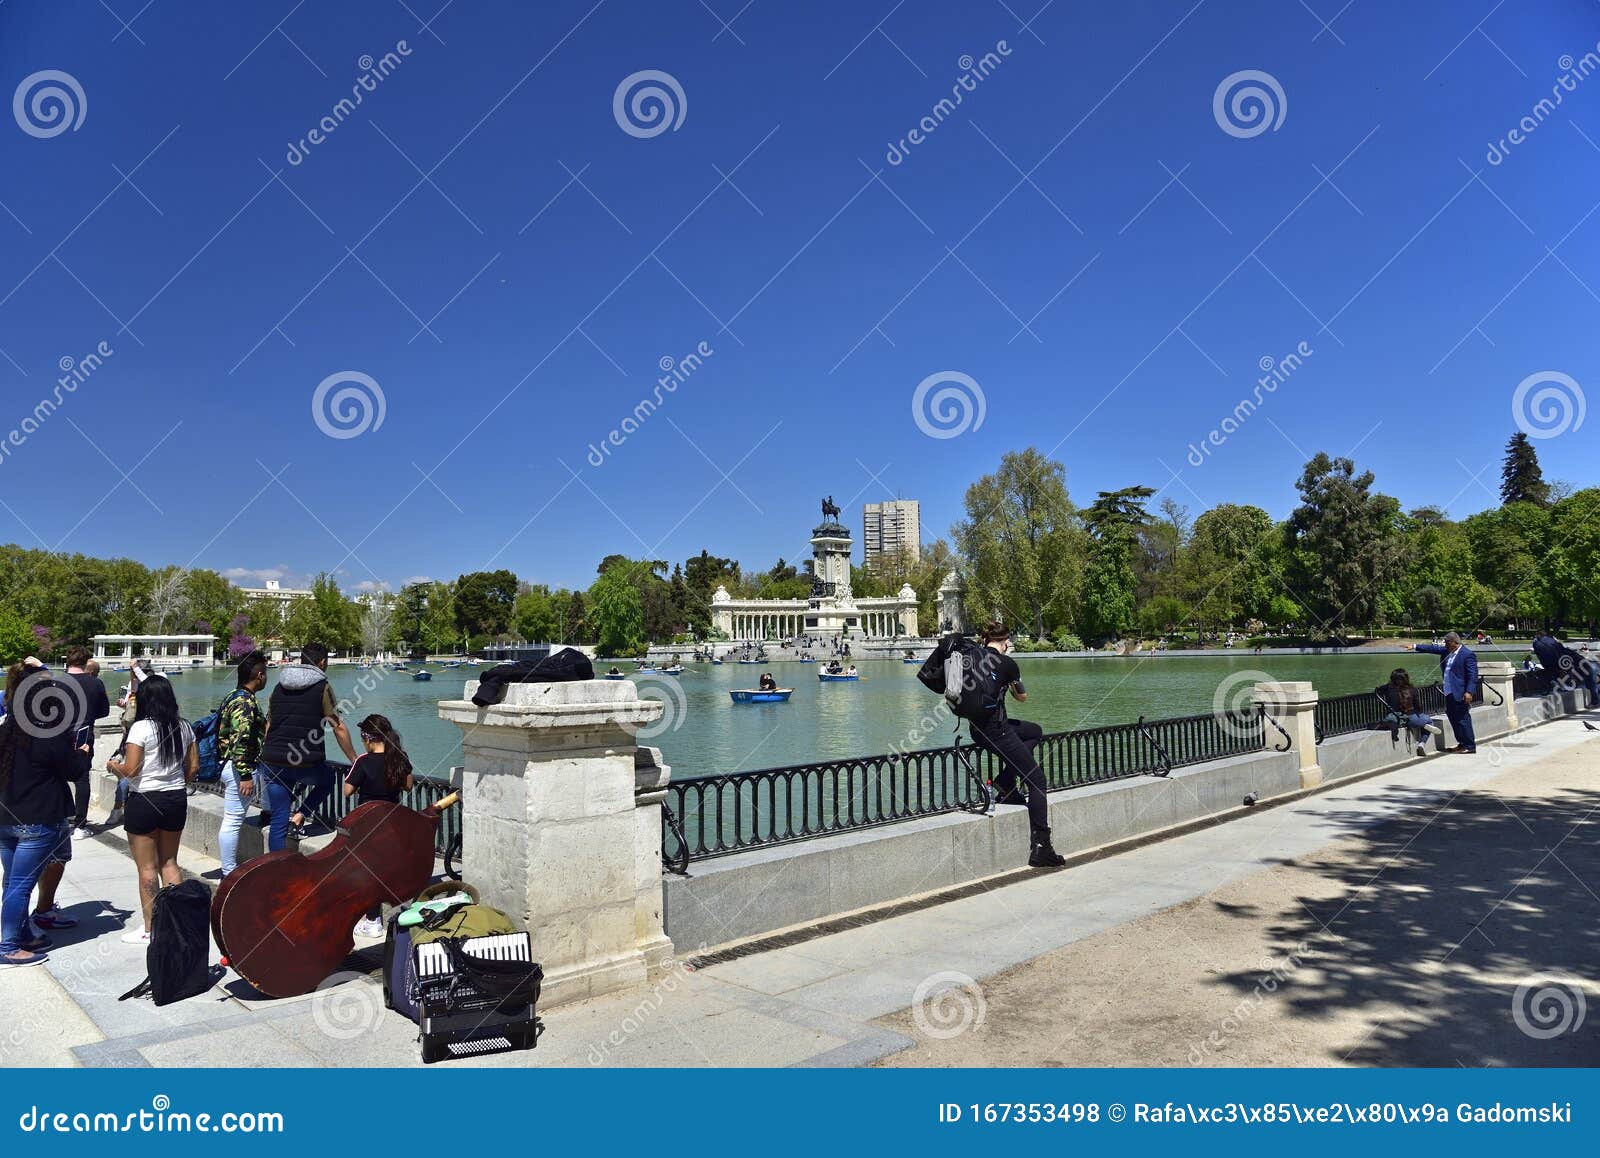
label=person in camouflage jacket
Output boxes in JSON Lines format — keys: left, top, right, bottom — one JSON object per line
{"left": 217, "top": 651, "right": 268, "bottom": 875}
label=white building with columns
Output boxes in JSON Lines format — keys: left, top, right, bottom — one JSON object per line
{"left": 710, "top": 501, "right": 920, "bottom": 641}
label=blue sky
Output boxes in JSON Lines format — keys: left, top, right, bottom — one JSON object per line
{"left": 1, "top": 0, "right": 1597, "bottom": 593}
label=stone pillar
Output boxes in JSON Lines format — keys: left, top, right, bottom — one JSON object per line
{"left": 1479, "top": 660, "right": 1517, "bottom": 732}
{"left": 439, "top": 679, "right": 675, "bottom": 1008}
{"left": 1254, "top": 680, "right": 1321, "bottom": 789}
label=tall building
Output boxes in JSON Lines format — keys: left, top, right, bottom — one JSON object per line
{"left": 863, "top": 500, "right": 921, "bottom": 565}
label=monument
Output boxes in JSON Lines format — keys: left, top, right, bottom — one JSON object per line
{"left": 710, "top": 498, "right": 919, "bottom": 641}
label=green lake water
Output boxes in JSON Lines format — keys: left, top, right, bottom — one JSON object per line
{"left": 155, "top": 649, "right": 1528, "bottom": 782}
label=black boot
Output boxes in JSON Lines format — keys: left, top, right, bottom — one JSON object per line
{"left": 1029, "top": 827, "right": 1066, "bottom": 868}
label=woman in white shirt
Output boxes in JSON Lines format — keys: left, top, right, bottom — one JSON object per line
{"left": 105, "top": 675, "right": 196, "bottom": 944}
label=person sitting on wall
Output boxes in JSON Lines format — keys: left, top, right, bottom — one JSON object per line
{"left": 1376, "top": 668, "right": 1445, "bottom": 758}
{"left": 967, "top": 622, "right": 1065, "bottom": 868}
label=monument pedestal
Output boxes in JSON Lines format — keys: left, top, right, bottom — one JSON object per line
{"left": 439, "top": 679, "right": 675, "bottom": 1008}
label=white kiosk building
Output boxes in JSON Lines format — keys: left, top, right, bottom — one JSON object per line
{"left": 92, "top": 633, "right": 219, "bottom": 670}
{"left": 710, "top": 498, "right": 919, "bottom": 641}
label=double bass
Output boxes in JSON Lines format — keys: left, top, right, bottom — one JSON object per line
{"left": 213, "top": 793, "right": 459, "bottom": 998}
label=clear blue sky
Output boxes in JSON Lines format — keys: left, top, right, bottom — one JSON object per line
{"left": 1, "top": 0, "right": 1597, "bottom": 593}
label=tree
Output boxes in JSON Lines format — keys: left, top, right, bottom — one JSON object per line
{"left": 149, "top": 569, "right": 188, "bottom": 633}
{"left": 0, "top": 606, "right": 36, "bottom": 664}
{"left": 1284, "top": 454, "right": 1404, "bottom": 632}
{"left": 1078, "top": 486, "right": 1154, "bottom": 643}
{"left": 1184, "top": 504, "right": 1275, "bottom": 629}
{"left": 1500, "top": 431, "right": 1550, "bottom": 506}
{"left": 454, "top": 570, "right": 518, "bottom": 642}
{"left": 565, "top": 590, "right": 588, "bottom": 644}
{"left": 953, "top": 448, "right": 1084, "bottom": 638}
{"left": 285, "top": 573, "right": 360, "bottom": 651}
{"left": 589, "top": 565, "right": 645, "bottom": 656}
{"left": 514, "top": 585, "right": 560, "bottom": 641}
{"left": 360, "top": 596, "right": 394, "bottom": 657}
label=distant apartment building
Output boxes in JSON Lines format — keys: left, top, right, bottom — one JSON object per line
{"left": 238, "top": 579, "right": 312, "bottom": 604}
{"left": 863, "top": 500, "right": 921, "bottom": 565}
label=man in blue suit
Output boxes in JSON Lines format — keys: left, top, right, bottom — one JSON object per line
{"left": 1409, "top": 632, "right": 1479, "bottom": 753}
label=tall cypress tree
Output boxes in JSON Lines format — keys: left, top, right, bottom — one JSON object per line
{"left": 1500, "top": 431, "right": 1550, "bottom": 506}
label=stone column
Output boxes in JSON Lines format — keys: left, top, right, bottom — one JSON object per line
{"left": 1479, "top": 660, "right": 1517, "bottom": 732}
{"left": 1254, "top": 680, "right": 1321, "bottom": 789}
{"left": 439, "top": 679, "right": 675, "bottom": 1008}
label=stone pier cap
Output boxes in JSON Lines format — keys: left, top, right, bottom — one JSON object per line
{"left": 439, "top": 678, "right": 664, "bottom": 735}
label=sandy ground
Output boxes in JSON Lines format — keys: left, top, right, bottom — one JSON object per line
{"left": 876, "top": 740, "right": 1600, "bottom": 1067}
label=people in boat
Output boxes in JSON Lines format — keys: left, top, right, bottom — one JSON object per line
{"left": 845, "top": 665, "right": 858, "bottom": 677}
{"left": 826, "top": 660, "right": 843, "bottom": 674}
{"left": 607, "top": 667, "right": 622, "bottom": 676}
{"left": 758, "top": 672, "right": 778, "bottom": 692}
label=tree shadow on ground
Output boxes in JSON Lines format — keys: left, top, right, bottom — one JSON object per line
{"left": 1211, "top": 783, "right": 1600, "bottom": 1066}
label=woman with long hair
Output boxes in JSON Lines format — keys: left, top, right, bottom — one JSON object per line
{"left": 1381, "top": 667, "right": 1445, "bottom": 758}
{"left": 344, "top": 714, "right": 414, "bottom": 939}
{"left": 106, "top": 674, "right": 196, "bottom": 943}
{"left": 0, "top": 662, "right": 80, "bottom": 967}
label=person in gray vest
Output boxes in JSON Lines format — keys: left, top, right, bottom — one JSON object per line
{"left": 257, "top": 642, "right": 357, "bottom": 851}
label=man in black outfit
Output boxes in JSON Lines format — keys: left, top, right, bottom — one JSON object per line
{"left": 969, "top": 622, "right": 1065, "bottom": 868}
{"left": 63, "top": 646, "right": 109, "bottom": 838}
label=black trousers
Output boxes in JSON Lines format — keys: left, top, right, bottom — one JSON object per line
{"left": 971, "top": 717, "right": 1050, "bottom": 834}
{"left": 71, "top": 750, "right": 92, "bottom": 828}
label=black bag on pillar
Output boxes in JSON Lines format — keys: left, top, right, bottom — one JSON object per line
{"left": 118, "top": 879, "right": 217, "bottom": 1006}
{"left": 471, "top": 647, "right": 595, "bottom": 706}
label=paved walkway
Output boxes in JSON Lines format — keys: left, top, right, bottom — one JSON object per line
{"left": 4, "top": 717, "right": 1597, "bottom": 1067}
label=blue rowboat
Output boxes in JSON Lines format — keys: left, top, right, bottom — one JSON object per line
{"left": 636, "top": 666, "right": 659, "bottom": 675}
{"left": 660, "top": 665, "right": 684, "bottom": 675}
{"left": 737, "top": 659, "right": 761, "bottom": 664}
{"left": 818, "top": 672, "right": 860, "bottom": 681}
{"left": 903, "top": 658, "right": 920, "bottom": 664}
{"left": 412, "top": 670, "right": 433, "bottom": 682}
{"left": 603, "top": 673, "right": 627, "bottom": 680}
{"left": 730, "top": 689, "right": 792, "bottom": 703}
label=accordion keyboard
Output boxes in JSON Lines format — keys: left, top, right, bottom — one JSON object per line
{"left": 414, "top": 933, "right": 531, "bottom": 978}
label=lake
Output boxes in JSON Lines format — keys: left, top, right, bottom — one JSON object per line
{"left": 150, "top": 648, "right": 1526, "bottom": 782}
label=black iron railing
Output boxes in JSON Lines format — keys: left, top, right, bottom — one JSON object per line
{"left": 1314, "top": 683, "right": 1446, "bottom": 742}
{"left": 1513, "top": 668, "right": 1555, "bottom": 698}
{"left": 662, "top": 706, "right": 1268, "bottom": 865}
{"left": 193, "top": 763, "right": 459, "bottom": 859}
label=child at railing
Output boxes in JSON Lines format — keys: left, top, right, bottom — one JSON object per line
{"left": 345, "top": 714, "right": 414, "bottom": 939}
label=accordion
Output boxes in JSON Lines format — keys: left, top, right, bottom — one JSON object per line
{"left": 412, "top": 932, "right": 543, "bottom": 1064}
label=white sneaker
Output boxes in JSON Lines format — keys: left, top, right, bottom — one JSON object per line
{"left": 72, "top": 825, "right": 93, "bottom": 841}
{"left": 352, "top": 917, "right": 385, "bottom": 940}
{"left": 120, "top": 928, "right": 150, "bottom": 945}
{"left": 1416, "top": 741, "right": 1428, "bottom": 757}
{"left": 1425, "top": 722, "right": 1443, "bottom": 735}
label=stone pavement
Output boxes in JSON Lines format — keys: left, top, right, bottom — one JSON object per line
{"left": 4, "top": 717, "right": 1597, "bottom": 1068}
